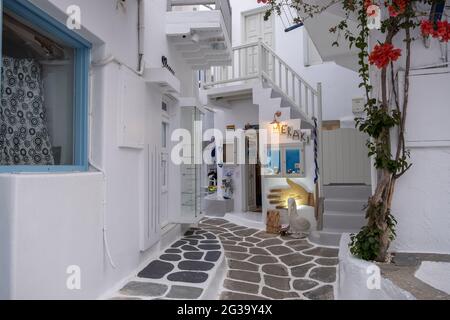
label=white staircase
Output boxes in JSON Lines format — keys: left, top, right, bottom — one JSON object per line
{"left": 309, "top": 185, "right": 371, "bottom": 247}
{"left": 252, "top": 84, "right": 294, "bottom": 123}
{"left": 202, "top": 40, "right": 322, "bottom": 127}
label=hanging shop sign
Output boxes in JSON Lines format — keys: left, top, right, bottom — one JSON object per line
{"left": 162, "top": 56, "right": 175, "bottom": 75}
{"left": 272, "top": 123, "right": 310, "bottom": 143}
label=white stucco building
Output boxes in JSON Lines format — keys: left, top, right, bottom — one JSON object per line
{"left": 0, "top": 0, "right": 233, "bottom": 299}
{"left": 0, "top": 0, "right": 448, "bottom": 300}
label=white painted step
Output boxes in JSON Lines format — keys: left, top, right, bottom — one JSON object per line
{"left": 323, "top": 211, "right": 367, "bottom": 230}
{"left": 309, "top": 228, "right": 361, "bottom": 247}
{"left": 324, "top": 198, "right": 367, "bottom": 213}
{"left": 323, "top": 185, "right": 372, "bottom": 200}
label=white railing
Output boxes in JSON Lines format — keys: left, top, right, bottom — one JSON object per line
{"left": 203, "top": 40, "right": 322, "bottom": 122}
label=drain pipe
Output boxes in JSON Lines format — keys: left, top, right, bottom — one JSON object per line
{"left": 137, "top": 0, "right": 145, "bottom": 74}
{"left": 91, "top": 0, "right": 145, "bottom": 76}
{"left": 441, "top": 41, "right": 448, "bottom": 63}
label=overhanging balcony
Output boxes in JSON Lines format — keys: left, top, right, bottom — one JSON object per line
{"left": 297, "top": 0, "right": 359, "bottom": 71}
{"left": 166, "top": 0, "right": 232, "bottom": 69}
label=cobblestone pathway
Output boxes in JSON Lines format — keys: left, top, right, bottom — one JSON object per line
{"left": 110, "top": 218, "right": 338, "bottom": 300}
{"left": 199, "top": 218, "right": 338, "bottom": 300}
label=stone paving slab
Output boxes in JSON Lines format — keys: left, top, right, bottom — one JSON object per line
{"left": 110, "top": 227, "right": 224, "bottom": 300}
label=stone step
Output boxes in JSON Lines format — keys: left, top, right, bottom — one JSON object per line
{"left": 323, "top": 185, "right": 372, "bottom": 200}
{"left": 323, "top": 211, "right": 367, "bottom": 230}
{"left": 324, "top": 198, "right": 367, "bottom": 213}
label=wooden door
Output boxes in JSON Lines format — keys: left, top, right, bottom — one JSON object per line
{"left": 244, "top": 11, "right": 274, "bottom": 77}
{"left": 322, "top": 128, "right": 371, "bottom": 185}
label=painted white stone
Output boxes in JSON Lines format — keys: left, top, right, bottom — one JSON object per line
{"left": 337, "top": 234, "right": 415, "bottom": 300}
{"left": 415, "top": 261, "right": 450, "bottom": 295}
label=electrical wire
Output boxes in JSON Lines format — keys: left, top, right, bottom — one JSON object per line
{"left": 284, "top": 0, "right": 295, "bottom": 22}
{"left": 280, "top": 2, "right": 291, "bottom": 28}
{"left": 88, "top": 68, "right": 117, "bottom": 269}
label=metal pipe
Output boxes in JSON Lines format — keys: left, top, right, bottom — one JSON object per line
{"left": 137, "top": 0, "right": 145, "bottom": 74}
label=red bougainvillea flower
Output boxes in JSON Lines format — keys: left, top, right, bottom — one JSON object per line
{"left": 420, "top": 20, "right": 434, "bottom": 37}
{"left": 388, "top": 0, "right": 408, "bottom": 17}
{"left": 364, "top": 0, "right": 373, "bottom": 10}
{"left": 421, "top": 19, "right": 450, "bottom": 42}
{"left": 435, "top": 20, "right": 450, "bottom": 42}
{"left": 442, "top": 22, "right": 450, "bottom": 42}
{"left": 369, "top": 43, "right": 402, "bottom": 69}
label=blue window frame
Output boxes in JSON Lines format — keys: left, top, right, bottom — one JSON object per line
{"left": 0, "top": 0, "right": 91, "bottom": 173}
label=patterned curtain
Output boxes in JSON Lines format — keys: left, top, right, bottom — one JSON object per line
{"left": 0, "top": 57, "right": 54, "bottom": 165}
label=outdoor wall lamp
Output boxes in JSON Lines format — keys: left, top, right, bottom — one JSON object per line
{"left": 271, "top": 111, "right": 282, "bottom": 129}
{"left": 191, "top": 32, "right": 200, "bottom": 43}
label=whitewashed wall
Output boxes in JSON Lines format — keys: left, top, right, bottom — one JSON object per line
{"left": 0, "top": 173, "right": 104, "bottom": 299}
{"left": 370, "top": 24, "right": 450, "bottom": 254}
{"left": 36, "top": 0, "right": 140, "bottom": 67}
{"left": 213, "top": 99, "right": 259, "bottom": 133}
{"left": 0, "top": 0, "right": 197, "bottom": 299}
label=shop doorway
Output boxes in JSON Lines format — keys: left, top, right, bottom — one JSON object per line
{"left": 245, "top": 130, "right": 262, "bottom": 213}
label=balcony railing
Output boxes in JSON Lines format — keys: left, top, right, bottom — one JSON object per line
{"left": 167, "top": 0, "right": 232, "bottom": 43}
{"left": 202, "top": 40, "right": 322, "bottom": 123}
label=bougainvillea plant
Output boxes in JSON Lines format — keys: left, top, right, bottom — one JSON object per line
{"left": 262, "top": 0, "right": 448, "bottom": 262}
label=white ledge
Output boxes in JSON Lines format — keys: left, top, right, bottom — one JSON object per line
{"left": 165, "top": 10, "right": 232, "bottom": 69}
{"left": 337, "top": 234, "right": 416, "bottom": 300}
{"left": 144, "top": 67, "right": 181, "bottom": 95}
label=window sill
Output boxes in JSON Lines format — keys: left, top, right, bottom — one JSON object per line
{"left": 262, "top": 174, "right": 307, "bottom": 179}
{"left": 0, "top": 165, "right": 89, "bottom": 174}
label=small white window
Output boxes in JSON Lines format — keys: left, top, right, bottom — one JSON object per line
{"left": 160, "top": 153, "right": 168, "bottom": 190}
{"left": 161, "top": 122, "right": 168, "bottom": 149}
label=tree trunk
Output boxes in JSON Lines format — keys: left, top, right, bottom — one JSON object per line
{"left": 367, "top": 169, "right": 391, "bottom": 262}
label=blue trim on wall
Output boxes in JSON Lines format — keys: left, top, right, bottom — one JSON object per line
{"left": 0, "top": 166, "right": 87, "bottom": 174}
{"left": 73, "top": 47, "right": 90, "bottom": 170}
{"left": 1, "top": 0, "right": 91, "bottom": 173}
{"left": 3, "top": 0, "right": 91, "bottom": 48}
{"left": 0, "top": 0, "right": 3, "bottom": 66}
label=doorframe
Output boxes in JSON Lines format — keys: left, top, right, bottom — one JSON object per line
{"left": 160, "top": 95, "right": 174, "bottom": 228}
{"left": 244, "top": 164, "right": 256, "bottom": 211}
{"left": 243, "top": 130, "right": 262, "bottom": 212}
{"left": 241, "top": 5, "right": 276, "bottom": 47}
